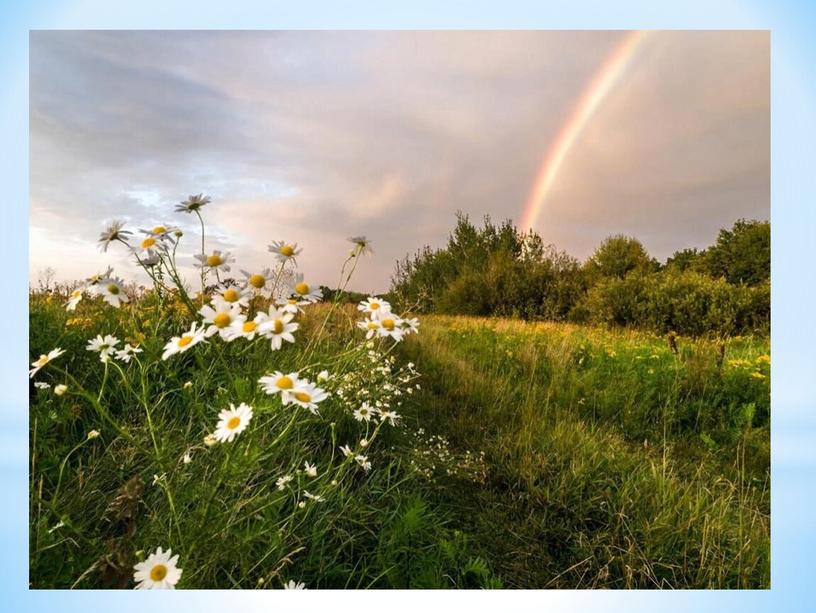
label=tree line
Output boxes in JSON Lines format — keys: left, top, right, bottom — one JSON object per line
{"left": 390, "top": 214, "right": 769, "bottom": 337}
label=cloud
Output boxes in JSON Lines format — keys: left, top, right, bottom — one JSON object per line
{"left": 29, "top": 31, "right": 768, "bottom": 290}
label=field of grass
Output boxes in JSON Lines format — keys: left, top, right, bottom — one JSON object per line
{"left": 29, "top": 296, "right": 769, "bottom": 589}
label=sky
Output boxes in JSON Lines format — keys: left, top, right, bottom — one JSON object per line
{"left": 29, "top": 30, "right": 769, "bottom": 293}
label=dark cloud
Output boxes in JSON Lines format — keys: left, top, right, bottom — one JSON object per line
{"left": 30, "top": 31, "right": 768, "bottom": 290}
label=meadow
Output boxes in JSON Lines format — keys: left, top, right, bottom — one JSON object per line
{"left": 28, "top": 202, "right": 769, "bottom": 589}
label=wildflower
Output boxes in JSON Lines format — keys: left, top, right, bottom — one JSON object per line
{"left": 339, "top": 444, "right": 353, "bottom": 457}
{"left": 303, "top": 491, "right": 325, "bottom": 503}
{"left": 284, "top": 580, "right": 306, "bottom": 590}
{"left": 203, "top": 433, "right": 218, "bottom": 447}
{"left": 268, "top": 240, "right": 303, "bottom": 264}
{"left": 355, "top": 455, "right": 372, "bottom": 472}
{"left": 65, "top": 288, "right": 83, "bottom": 311}
{"left": 183, "top": 381, "right": 193, "bottom": 390}
{"left": 358, "top": 296, "right": 391, "bottom": 318}
{"left": 287, "top": 381, "right": 329, "bottom": 414}
{"left": 353, "top": 402, "right": 378, "bottom": 422}
{"left": 357, "top": 318, "right": 381, "bottom": 339}
{"left": 303, "top": 461, "right": 318, "bottom": 478}
{"left": 98, "top": 277, "right": 130, "bottom": 308}
{"left": 116, "top": 343, "right": 143, "bottom": 363}
{"left": 162, "top": 322, "right": 207, "bottom": 360}
{"left": 29, "top": 348, "right": 65, "bottom": 378}
{"left": 140, "top": 225, "right": 177, "bottom": 240}
{"left": 213, "top": 402, "right": 253, "bottom": 443}
{"left": 240, "top": 268, "right": 275, "bottom": 297}
{"left": 54, "top": 384, "right": 68, "bottom": 396}
{"left": 377, "top": 315, "right": 405, "bottom": 341}
{"left": 298, "top": 501, "right": 306, "bottom": 509}
{"left": 276, "top": 475, "right": 294, "bottom": 490}
{"left": 133, "top": 234, "right": 162, "bottom": 258}
{"left": 750, "top": 371, "right": 767, "bottom": 380}
{"left": 194, "top": 250, "right": 234, "bottom": 272}
{"left": 86, "top": 334, "right": 121, "bottom": 362}
{"left": 199, "top": 297, "right": 244, "bottom": 340}
{"left": 288, "top": 273, "right": 322, "bottom": 303}
{"left": 258, "top": 307, "right": 299, "bottom": 350}
{"left": 133, "top": 547, "right": 182, "bottom": 589}
{"left": 401, "top": 317, "right": 420, "bottom": 335}
{"left": 317, "top": 370, "right": 330, "bottom": 382}
{"left": 175, "top": 193, "right": 210, "bottom": 213}
{"left": 87, "top": 430, "right": 100, "bottom": 440}
{"left": 34, "top": 381, "right": 50, "bottom": 390}
{"left": 86, "top": 266, "right": 114, "bottom": 287}
{"left": 227, "top": 312, "right": 267, "bottom": 341}
{"left": 182, "top": 453, "right": 192, "bottom": 465}
{"left": 214, "top": 283, "right": 250, "bottom": 307}
{"left": 98, "top": 220, "right": 131, "bottom": 252}
{"left": 275, "top": 296, "right": 309, "bottom": 315}
{"left": 152, "top": 473, "right": 166, "bottom": 485}
{"left": 348, "top": 236, "right": 373, "bottom": 256}
{"left": 379, "top": 410, "right": 401, "bottom": 426}
{"left": 259, "top": 371, "right": 302, "bottom": 403}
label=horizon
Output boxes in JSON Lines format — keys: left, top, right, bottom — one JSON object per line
{"left": 29, "top": 30, "right": 769, "bottom": 293}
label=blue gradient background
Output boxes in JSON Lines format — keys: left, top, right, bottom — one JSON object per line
{"left": 3, "top": 1, "right": 813, "bottom": 610}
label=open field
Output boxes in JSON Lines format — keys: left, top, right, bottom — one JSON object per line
{"left": 29, "top": 294, "right": 769, "bottom": 589}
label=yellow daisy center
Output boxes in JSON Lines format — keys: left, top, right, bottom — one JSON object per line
{"left": 177, "top": 335, "right": 193, "bottom": 348}
{"left": 295, "top": 282, "right": 309, "bottom": 295}
{"left": 227, "top": 415, "right": 242, "bottom": 429}
{"left": 242, "top": 321, "right": 257, "bottom": 333}
{"left": 287, "top": 299, "right": 297, "bottom": 305}
{"left": 294, "top": 391, "right": 311, "bottom": 403}
{"left": 272, "top": 319, "right": 284, "bottom": 334}
{"left": 222, "top": 288, "right": 239, "bottom": 302}
{"left": 213, "top": 313, "right": 232, "bottom": 328}
{"left": 206, "top": 254, "right": 223, "bottom": 267}
{"left": 370, "top": 302, "right": 380, "bottom": 310}
{"left": 381, "top": 318, "right": 395, "bottom": 330}
{"left": 276, "top": 376, "right": 294, "bottom": 390}
{"left": 280, "top": 244, "right": 295, "bottom": 257}
{"left": 150, "top": 564, "right": 168, "bottom": 582}
{"left": 141, "top": 237, "right": 156, "bottom": 249}
{"left": 107, "top": 284, "right": 120, "bottom": 295}
{"left": 151, "top": 225, "right": 167, "bottom": 235}
{"left": 37, "top": 355, "right": 49, "bottom": 366}
{"left": 249, "top": 274, "right": 266, "bottom": 288}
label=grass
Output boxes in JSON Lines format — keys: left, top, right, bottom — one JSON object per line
{"left": 29, "top": 297, "right": 769, "bottom": 589}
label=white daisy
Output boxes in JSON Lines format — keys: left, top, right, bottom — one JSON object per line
{"left": 356, "top": 318, "right": 381, "bottom": 339}
{"left": 268, "top": 240, "right": 303, "bottom": 264}
{"left": 358, "top": 296, "right": 391, "bottom": 318}
{"left": 240, "top": 268, "right": 275, "bottom": 297}
{"left": 348, "top": 236, "right": 373, "bottom": 256}
{"left": 175, "top": 193, "right": 210, "bottom": 214}
{"left": 287, "top": 381, "right": 329, "bottom": 414}
{"left": 276, "top": 474, "right": 294, "bottom": 491}
{"left": 65, "top": 288, "right": 83, "bottom": 311}
{"left": 284, "top": 580, "right": 306, "bottom": 590}
{"left": 226, "top": 312, "right": 266, "bottom": 341}
{"left": 213, "top": 402, "right": 253, "bottom": 443}
{"left": 85, "top": 266, "right": 114, "bottom": 288}
{"left": 133, "top": 546, "right": 182, "bottom": 589}
{"left": 86, "top": 334, "right": 121, "bottom": 362}
{"left": 193, "top": 250, "right": 234, "bottom": 272}
{"left": 275, "top": 296, "right": 310, "bottom": 315}
{"left": 339, "top": 444, "right": 353, "bottom": 458}
{"left": 288, "top": 273, "right": 322, "bottom": 304}
{"left": 29, "top": 348, "right": 65, "bottom": 378}
{"left": 162, "top": 322, "right": 207, "bottom": 360}
{"left": 379, "top": 410, "right": 401, "bottom": 426}
{"left": 214, "top": 283, "right": 250, "bottom": 308}
{"left": 354, "top": 455, "right": 372, "bottom": 472}
{"left": 98, "top": 277, "right": 130, "bottom": 308}
{"left": 98, "top": 220, "right": 131, "bottom": 252}
{"left": 140, "top": 225, "right": 177, "bottom": 241}
{"left": 377, "top": 315, "right": 405, "bottom": 341}
{"left": 258, "top": 371, "right": 301, "bottom": 403}
{"left": 199, "top": 297, "right": 244, "bottom": 340}
{"left": 116, "top": 343, "right": 143, "bottom": 363}
{"left": 401, "top": 317, "right": 420, "bottom": 335}
{"left": 353, "top": 402, "right": 378, "bottom": 422}
{"left": 303, "top": 461, "right": 318, "bottom": 478}
{"left": 133, "top": 234, "right": 164, "bottom": 259}
{"left": 258, "top": 306, "right": 299, "bottom": 350}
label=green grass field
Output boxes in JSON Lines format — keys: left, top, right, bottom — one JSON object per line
{"left": 29, "top": 296, "right": 769, "bottom": 589}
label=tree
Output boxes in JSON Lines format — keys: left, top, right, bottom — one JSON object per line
{"left": 584, "top": 235, "right": 657, "bottom": 281}
{"left": 700, "top": 219, "right": 769, "bottom": 286}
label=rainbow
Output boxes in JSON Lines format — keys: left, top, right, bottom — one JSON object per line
{"left": 519, "top": 30, "right": 650, "bottom": 232}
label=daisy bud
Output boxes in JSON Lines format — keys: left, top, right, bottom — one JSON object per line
{"left": 54, "top": 384, "right": 68, "bottom": 396}
{"left": 183, "top": 381, "right": 193, "bottom": 390}
{"left": 183, "top": 453, "right": 192, "bottom": 464}
{"left": 204, "top": 433, "right": 218, "bottom": 447}
{"left": 87, "top": 430, "right": 100, "bottom": 440}
{"left": 360, "top": 438, "right": 368, "bottom": 448}
{"left": 298, "top": 501, "right": 306, "bottom": 509}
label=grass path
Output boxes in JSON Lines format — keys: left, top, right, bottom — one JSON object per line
{"left": 396, "top": 315, "right": 770, "bottom": 588}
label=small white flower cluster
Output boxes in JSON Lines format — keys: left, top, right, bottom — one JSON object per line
{"left": 356, "top": 296, "right": 419, "bottom": 342}
{"left": 85, "top": 334, "right": 143, "bottom": 363}
{"left": 406, "top": 428, "right": 488, "bottom": 483}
